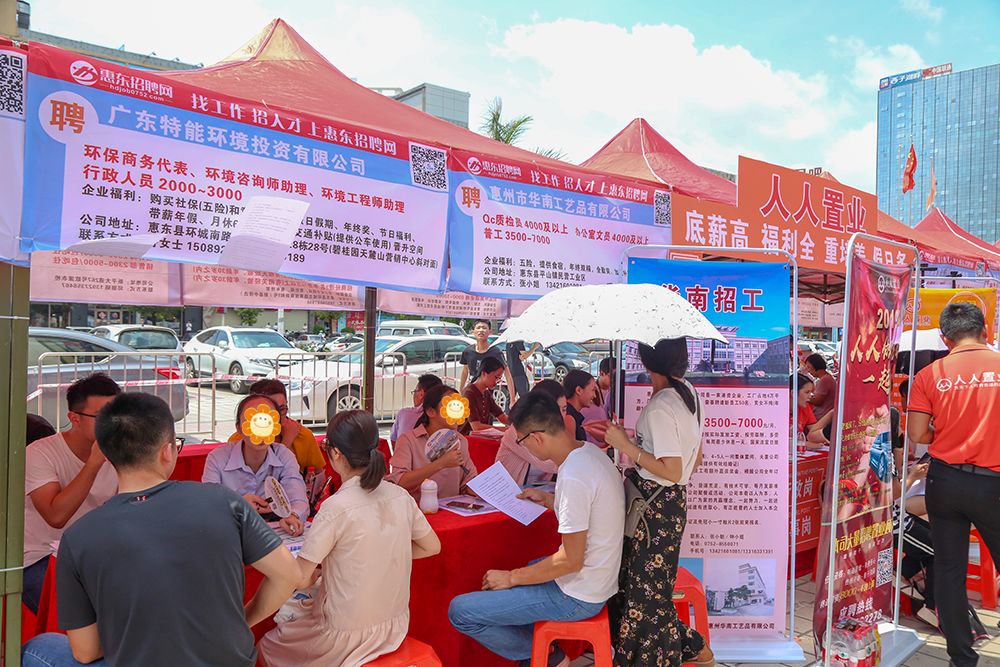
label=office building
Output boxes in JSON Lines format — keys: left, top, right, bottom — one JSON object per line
{"left": 876, "top": 62, "right": 1000, "bottom": 241}
{"left": 394, "top": 82, "right": 471, "bottom": 128}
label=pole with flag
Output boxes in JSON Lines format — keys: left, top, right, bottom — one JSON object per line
{"left": 926, "top": 158, "right": 937, "bottom": 211}
{"left": 902, "top": 143, "right": 917, "bottom": 193}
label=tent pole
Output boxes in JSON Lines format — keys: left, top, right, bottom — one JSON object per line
{"left": 1, "top": 262, "right": 29, "bottom": 667}
{"left": 363, "top": 287, "right": 377, "bottom": 414}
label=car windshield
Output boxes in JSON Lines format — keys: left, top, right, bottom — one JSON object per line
{"left": 337, "top": 338, "right": 397, "bottom": 364}
{"left": 231, "top": 331, "right": 294, "bottom": 349}
{"left": 549, "top": 342, "right": 588, "bottom": 355}
{"left": 117, "top": 330, "right": 178, "bottom": 350}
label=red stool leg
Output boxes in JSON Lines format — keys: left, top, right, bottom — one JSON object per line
{"left": 979, "top": 534, "right": 998, "bottom": 611}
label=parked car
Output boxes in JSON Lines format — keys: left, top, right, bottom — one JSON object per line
{"left": 90, "top": 324, "right": 182, "bottom": 352}
{"left": 26, "top": 328, "right": 188, "bottom": 427}
{"left": 293, "top": 333, "right": 326, "bottom": 351}
{"left": 279, "top": 334, "right": 473, "bottom": 422}
{"left": 183, "top": 326, "right": 302, "bottom": 394}
{"left": 540, "top": 341, "right": 602, "bottom": 381}
{"left": 376, "top": 320, "right": 467, "bottom": 338}
{"left": 323, "top": 333, "right": 364, "bottom": 352}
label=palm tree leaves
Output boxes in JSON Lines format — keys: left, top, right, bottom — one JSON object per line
{"left": 479, "top": 97, "right": 564, "bottom": 160}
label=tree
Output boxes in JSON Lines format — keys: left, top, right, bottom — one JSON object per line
{"left": 479, "top": 97, "right": 564, "bottom": 159}
{"left": 234, "top": 308, "right": 263, "bottom": 326}
{"left": 312, "top": 310, "right": 344, "bottom": 334}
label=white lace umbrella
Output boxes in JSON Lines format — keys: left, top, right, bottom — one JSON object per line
{"left": 491, "top": 283, "right": 727, "bottom": 347}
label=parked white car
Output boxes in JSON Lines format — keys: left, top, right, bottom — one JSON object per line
{"left": 376, "top": 320, "right": 468, "bottom": 338}
{"left": 183, "top": 326, "right": 300, "bottom": 393}
{"left": 90, "top": 324, "right": 182, "bottom": 352}
{"left": 279, "top": 335, "right": 473, "bottom": 422}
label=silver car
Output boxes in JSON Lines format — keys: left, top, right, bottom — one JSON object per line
{"left": 90, "top": 324, "right": 182, "bottom": 352}
{"left": 26, "top": 328, "right": 188, "bottom": 429}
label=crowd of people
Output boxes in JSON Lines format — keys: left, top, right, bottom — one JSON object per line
{"left": 17, "top": 304, "right": 1000, "bottom": 666}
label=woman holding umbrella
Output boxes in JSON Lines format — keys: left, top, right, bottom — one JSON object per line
{"left": 603, "top": 338, "right": 714, "bottom": 667}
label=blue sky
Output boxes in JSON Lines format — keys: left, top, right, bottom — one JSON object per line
{"left": 31, "top": 0, "right": 1000, "bottom": 194}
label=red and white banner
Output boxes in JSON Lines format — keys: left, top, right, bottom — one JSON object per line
{"left": 181, "top": 265, "right": 363, "bottom": 310}
{"left": 29, "top": 250, "right": 182, "bottom": 305}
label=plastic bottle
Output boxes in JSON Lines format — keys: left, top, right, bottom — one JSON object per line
{"left": 419, "top": 479, "right": 439, "bottom": 514}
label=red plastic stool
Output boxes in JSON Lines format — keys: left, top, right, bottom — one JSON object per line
{"left": 673, "top": 567, "right": 712, "bottom": 648}
{"left": 969, "top": 528, "right": 999, "bottom": 610}
{"left": 362, "top": 637, "right": 442, "bottom": 666}
{"left": 531, "top": 606, "right": 613, "bottom": 667}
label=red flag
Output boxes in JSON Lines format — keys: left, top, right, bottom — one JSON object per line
{"left": 925, "top": 159, "right": 937, "bottom": 210}
{"left": 902, "top": 143, "right": 917, "bottom": 193}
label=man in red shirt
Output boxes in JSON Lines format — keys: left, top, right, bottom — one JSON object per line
{"left": 908, "top": 302, "right": 1000, "bottom": 666}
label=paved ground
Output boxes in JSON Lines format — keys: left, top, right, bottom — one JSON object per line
{"left": 569, "top": 575, "right": 1000, "bottom": 666}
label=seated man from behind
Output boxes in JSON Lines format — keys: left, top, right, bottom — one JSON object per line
{"left": 21, "top": 393, "right": 299, "bottom": 667}
{"left": 461, "top": 356, "right": 510, "bottom": 434}
{"left": 448, "top": 393, "right": 625, "bottom": 667}
{"left": 22, "top": 374, "right": 121, "bottom": 614}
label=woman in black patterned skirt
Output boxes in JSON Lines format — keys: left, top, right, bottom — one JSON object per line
{"left": 604, "top": 338, "right": 714, "bottom": 667}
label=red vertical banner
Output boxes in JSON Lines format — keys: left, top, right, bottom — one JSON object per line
{"left": 812, "top": 255, "right": 912, "bottom": 648}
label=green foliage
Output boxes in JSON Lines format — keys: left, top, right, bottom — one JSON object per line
{"left": 234, "top": 308, "right": 263, "bottom": 326}
{"left": 480, "top": 97, "right": 565, "bottom": 159}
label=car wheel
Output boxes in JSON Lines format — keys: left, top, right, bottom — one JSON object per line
{"left": 554, "top": 364, "right": 569, "bottom": 382}
{"left": 493, "top": 386, "right": 510, "bottom": 413}
{"left": 229, "top": 363, "right": 249, "bottom": 394}
{"left": 326, "top": 386, "right": 362, "bottom": 422}
{"left": 185, "top": 357, "right": 198, "bottom": 381}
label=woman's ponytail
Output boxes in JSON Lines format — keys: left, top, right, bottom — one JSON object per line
{"left": 326, "top": 410, "right": 385, "bottom": 492}
{"left": 638, "top": 338, "right": 697, "bottom": 414}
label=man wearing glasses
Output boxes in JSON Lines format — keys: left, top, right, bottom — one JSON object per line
{"left": 22, "top": 373, "right": 121, "bottom": 614}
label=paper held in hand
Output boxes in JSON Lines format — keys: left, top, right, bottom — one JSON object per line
{"left": 466, "top": 462, "right": 546, "bottom": 526}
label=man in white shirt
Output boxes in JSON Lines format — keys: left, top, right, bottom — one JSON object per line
{"left": 448, "top": 393, "right": 624, "bottom": 667}
{"left": 22, "top": 374, "right": 121, "bottom": 613}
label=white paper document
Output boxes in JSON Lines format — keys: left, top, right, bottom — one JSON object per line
{"left": 66, "top": 232, "right": 161, "bottom": 258}
{"left": 466, "top": 462, "right": 546, "bottom": 526}
{"left": 218, "top": 196, "right": 310, "bottom": 272}
{"left": 438, "top": 494, "right": 498, "bottom": 517}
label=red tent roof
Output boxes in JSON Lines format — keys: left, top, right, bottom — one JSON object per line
{"left": 159, "top": 19, "right": 568, "bottom": 168}
{"left": 915, "top": 208, "right": 1000, "bottom": 266}
{"left": 579, "top": 118, "right": 738, "bottom": 205}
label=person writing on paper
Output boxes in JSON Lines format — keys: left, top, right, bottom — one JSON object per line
{"left": 21, "top": 393, "right": 298, "bottom": 667}
{"left": 603, "top": 338, "right": 714, "bottom": 667}
{"left": 495, "top": 380, "right": 565, "bottom": 486}
{"left": 389, "top": 384, "right": 478, "bottom": 499}
{"left": 203, "top": 395, "right": 309, "bottom": 536}
{"left": 390, "top": 374, "right": 442, "bottom": 445}
{"left": 259, "top": 410, "right": 441, "bottom": 667}
{"left": 795, "top": 374, "right": 831, "bottom": 447}
{"left": 449, "top": 393, "right": 624, "bottom": 667}
{"left": 462, "top": 357, "right": 511, "bottom": 434}
{"left": 563, "top": 370, "right": 598, "bottom": 442}
{"left": 22, "top": 374, "right": 121, "bottom": 615}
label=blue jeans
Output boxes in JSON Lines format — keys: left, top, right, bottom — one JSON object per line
{"left": 448, "top": 580, "right": 605, "bottom": 661}
{"left": 22, "top": 633, "right": 107, "bottom": 667}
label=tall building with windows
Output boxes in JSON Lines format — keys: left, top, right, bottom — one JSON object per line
{"left": 394, "top": 83, "right": 471, "bottom": 128}
{"left": 876, "top": 63, "right": 1000, "bottom": 242}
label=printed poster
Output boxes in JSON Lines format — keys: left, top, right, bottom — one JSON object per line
{"left": 21, "top": 43, "right": 449, "bottom": 292}
{"left": 812, "top": 256, "right": 912, "bottom": 647}
{"left": 0, "top": 42, "right": 27, "bottom": 264}
{"left": 447, "top": 149, "right": 671, "bottom": 298}
{"left": 29, "top": 250, "right": 181, "bottom": 306}
{"left": 181, "top": 265, "right": 363, "bottom": 310}
{"left": 904, "top": 286, "right": 997, "bottom": 342}
{"left": 627, "top": 257, "right": 792, "bottom": 640}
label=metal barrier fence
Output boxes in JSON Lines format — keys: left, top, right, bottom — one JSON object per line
{"left": 30, "top": 351, "right": 217, "bottom": 437}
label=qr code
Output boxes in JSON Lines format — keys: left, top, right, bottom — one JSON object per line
{"left": 653, "top": 190, "right": 672, "bottom": 227}
{"left": 409, "top": 143, "right": 448, "bottom": 191}
{"left": 876, "top": 547, "right": 894, "bottom": 587}
{"left": 0, "top": 51, "right": 26, "bottom": 118}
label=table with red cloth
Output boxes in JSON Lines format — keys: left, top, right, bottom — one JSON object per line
{"left": 466, "top": 431, "right": 503, "bottom": 473}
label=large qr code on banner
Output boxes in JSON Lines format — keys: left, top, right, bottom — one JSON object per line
{"left": 410, "top": 143, "right": 448, "bottom": 191}
{"left": 876, "top": 547, "right": 894, "bottom": 587}
{"left": 653, "top": 190, "right": 672, "bottom": 227}
{"left": 0, "top": 51, "right": 26, "bottom": 118}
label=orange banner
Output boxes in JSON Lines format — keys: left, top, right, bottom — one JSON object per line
{"left": 904, "top": 287, "right": 997, "bottom": 341}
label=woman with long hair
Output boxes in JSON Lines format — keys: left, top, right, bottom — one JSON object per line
{"left": 389, "top": 384, "right": 478, "bottom": 498}
{"left": 604, "top": 338, "right": 714, "bottom": 666}
{"left": 258, "top": 410, "right": 441, "bottom": 667}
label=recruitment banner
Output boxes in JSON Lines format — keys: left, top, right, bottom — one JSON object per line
{"left": 29, "top": 250, "right": 181, "bottom": 306}
{"left": 377, "top": 288, "right": 508, "bottom": 319}
{"left": 812, "top": 256, "right": 912, "bottom": 647}
{"left": 181, "top": 265, "right": 363, "bottom": 310}
{"left": 447, "top": 149, "right": 671, "bottom": 298}
{"left": 0, "top": 42, "right": 27, "bottom": 264}
{"left": 627, "top": 257, "right": 792, "bottom": 642}
{"left": 21, "top": 43, "right": 449, "bottom": 292}
{"left": 904, "top": 287, "right": 997, "bottom": 341}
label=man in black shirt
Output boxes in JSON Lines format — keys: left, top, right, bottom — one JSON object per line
{"left": 563, "top": 369, "right": 598, "bottom": 441}
{"left": 21, "top": 393, "right": 299, "bottom": 667}
{"left": 460, "top": 319, "right": 515, "bottom": 401}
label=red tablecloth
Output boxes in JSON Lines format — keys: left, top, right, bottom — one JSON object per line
{"left": 466, "top": 432, "right": 503, "bottom": 473}
{"left": 792, "top": 449, "right": 828, "bottom": 577}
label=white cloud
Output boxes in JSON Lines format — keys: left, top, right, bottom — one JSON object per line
{"left": 823, "top": 121, "right": 877, "bottom": 191}
{"left": 900, "top": 0, "right": 944, "bottom": 22}
{"left": 829, "top": 36, "right": 924, "bottom": 90}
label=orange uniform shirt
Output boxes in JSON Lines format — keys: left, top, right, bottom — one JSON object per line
{"left": 908, "top": 343, "right": 1000, "bottom": 471}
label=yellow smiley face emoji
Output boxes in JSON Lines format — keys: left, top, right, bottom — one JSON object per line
{"left": 440, "top": 393, "right": 470, "bottom": 426}
{"left": 241, "top": 404, "right": 282, "bottom": 445}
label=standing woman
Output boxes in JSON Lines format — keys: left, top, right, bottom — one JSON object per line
{"left": 604, "top": 338, "right": 714, "bottom": 667}
{"left": 258, "top": 410, "right": 441, "bottom": 667}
